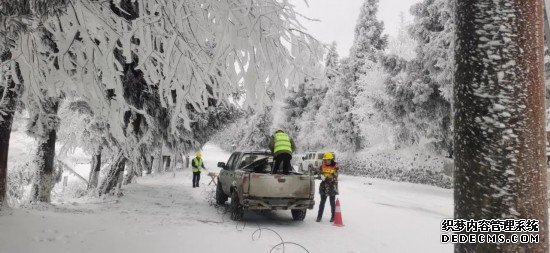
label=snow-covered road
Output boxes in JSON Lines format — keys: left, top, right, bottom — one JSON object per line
{"left": 0, "top": 144, "right": 453, "bottom": 253}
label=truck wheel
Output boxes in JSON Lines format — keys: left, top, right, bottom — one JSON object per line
{"left": 230, "top": 191, "right": 244, "bottom": 221}
{"left": 216, "top": 181, "right": 228, "bottom": 205}
{"left": 291, "top": 209, "right": 307, "bottom": 221}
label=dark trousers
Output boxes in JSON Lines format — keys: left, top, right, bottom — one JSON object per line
{"left": 192, "top": 172, "right": 201, "bottom": 187}
{"left": 317, "top": 195, "right": 336, "bottom": 219}
{"left": 272, "top": 153, "right": 292, "bottom": 174}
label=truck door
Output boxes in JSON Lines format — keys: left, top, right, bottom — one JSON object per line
{"left": 222, "top": 153, "right": 239, "bottom": 193}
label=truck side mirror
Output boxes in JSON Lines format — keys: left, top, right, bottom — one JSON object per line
{"left": 217, "top": 162, "right": 226, "bottom": 169}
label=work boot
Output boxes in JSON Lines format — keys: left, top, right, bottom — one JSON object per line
{"left": 329, "top": 215, "right": 334, "bottom": 222}
{"left": 316, "top": 216, "right": 321, "bottom": 222}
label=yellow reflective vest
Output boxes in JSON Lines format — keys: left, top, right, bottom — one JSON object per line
{"left": 192, "top": 158, "right": 203, "bottom": 173}
{"left": 273, "top": 132, "right": 293, "bottom": 154}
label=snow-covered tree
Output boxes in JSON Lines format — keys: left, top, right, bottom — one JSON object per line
{"left": 0, "top": 52, "right": 23, "bottom": 205}
{"left": 237, "top": 106, "right": 274, "bottom": 150}
{"left": 382, "top": 0, "right": 454, "bottom": 155}
{"left": 293, "top": 42, "right": 338, "bottom": 151}
{"left": 282, "top": 79, "right": 312, "bottom": 136}
{"left": 351, "top": 16, "right": 417, "bottom": 150}
{"left": 344, "top": 0, "right": 388, "bottom": 151}
{"left": 1, "top": 0, "right": 325, "bottom": 202}
{"left": 349, "top": 0, "right": 388, "bottom": 78}
{"left": 454, "top": 0, "right": 547, "bottom": 252}
{"left": 0, "top": 0, "right": 69, "bottom": 206}
{"left": 315, "top": 57, "right": 357, "bottom": 153}
{"left": 352, "top": 62, "right": 393, "bottom": 149}
{"left": 387, "top": 13, "right": 416, "bottom": 61}
{"left": 57, "top": 99, "right": 111, "bottom": 190}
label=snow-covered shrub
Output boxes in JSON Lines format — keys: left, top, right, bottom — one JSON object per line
{"left": 52, "top": 179, "right": 88, "bottom": 201}
{"left": 6, "top": 115, "right": 37, "bottom": 207}
{"left": 6, "top": 160, "right": 35, "bottom": 207}
{"left": 380, "top": 0, "right": 454, "bottom": 156}
{"left": 338, "top": 149, "right": 452, "bottom": 189}
{"left": 212, "top": 106, "right": 273, "bottom": 152}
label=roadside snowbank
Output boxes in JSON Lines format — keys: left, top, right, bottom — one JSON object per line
{"left": 339, "top": 148, "right": 452, "bottom": 188}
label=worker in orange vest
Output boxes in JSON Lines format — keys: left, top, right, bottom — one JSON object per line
{"left": 316, "top": 152, "right": 339, "bottom": 222}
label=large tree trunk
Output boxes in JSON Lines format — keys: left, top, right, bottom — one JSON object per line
{"left": 31, "top": 100, "right": 60, "bottom": 202}
{"left": 87, "top": 146, "right": 102, "bottom": 190}
{"left": 123, "top": 161, "right": 135, "bottom": 185}
{"left": 147, "top": 156, "right": 154, "bottom": 174}
{"left": 454, "top": 1, "right": 548, "bottom": 252}
{"left": 99, "top": 153, "right": 127, "bottom": 195}
{"left": 0, "top": 51, "right": 22, "bottom": 206}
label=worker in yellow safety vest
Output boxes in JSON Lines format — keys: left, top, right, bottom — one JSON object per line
{"left": 269, "top": 129, "right": 296, "bottom": 174}
{"left": 316, "top": 152, "right": 339, "bottom": 222}
{"left": 192, "top": 152, "right": 207, "bottom": 188}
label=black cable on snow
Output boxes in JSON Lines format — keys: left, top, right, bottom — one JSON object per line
{"left": 200, "top": 187, "right": 310, "bottom": 253}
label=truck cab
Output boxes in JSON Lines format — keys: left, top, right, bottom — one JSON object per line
{"left": 299, "top": 151, "right": 335, "bottom": 173}
{"left": 216, "top": 151, "right": 315, "bottom": 221}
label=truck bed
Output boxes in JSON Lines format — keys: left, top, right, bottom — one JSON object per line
{"left": 247, "top": 173, "right": 313, "bottom": 199}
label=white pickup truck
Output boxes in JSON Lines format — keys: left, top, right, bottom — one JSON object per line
{"left": 216, "top": 151, "right": 315, "bottom": 221}
{"left": 298, "top": 151, "right": 335, "bottom": 173}
{"left": 298, "top": 152, "right": 325, "bottom": 173}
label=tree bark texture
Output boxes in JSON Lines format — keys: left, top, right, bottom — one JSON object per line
{"left": 87, "top": 147, "right": 102, "bottom": 190}
{"left": 123, "top": 161, "right": 135, "bottom": 185}
{"left": 147, "top": 156, "right": 154, "bottom": 174}
{"left": 99, "top": 153, "right": 127, "bottom": 195}
{"left": 454, "top": 0, "right": 548, "bottom": 252}
{"left": 31, "top": 99, "right": 60, "bottom": 202}
{"left": 0, "top": 51, "right": 22, "bottom": 205}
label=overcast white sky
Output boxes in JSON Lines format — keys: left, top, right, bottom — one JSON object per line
{"left": 294, "top": 0, "right": 421, "bottom": 57}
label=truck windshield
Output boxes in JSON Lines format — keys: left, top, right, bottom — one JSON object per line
{"left": 239, "top": 154, "right": 271, "bottom": 169}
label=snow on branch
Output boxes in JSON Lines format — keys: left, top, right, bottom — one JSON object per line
{"left": 2, "top": 0, "right": 324, "bottom": 149}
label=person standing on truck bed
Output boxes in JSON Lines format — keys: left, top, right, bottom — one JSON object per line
{"left": 316, "top": 152, "right": 339, "bottom": 222}
{"left": 192, "top": 152, "right": 207, "bottom": 188}
{"left": 269, "top": 129, "right": 296, "bottom": 175}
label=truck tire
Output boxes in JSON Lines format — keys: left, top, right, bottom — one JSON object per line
{"left": 230, "top": 190, "right": 244, "bottom": 221}
{"left": 291, "top": 209, "right": 307, "bottom": 221}
{"left": 216, "top": 181, "right": 228, "bottom": 205}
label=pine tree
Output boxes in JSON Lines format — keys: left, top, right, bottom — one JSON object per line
{"left": 345, "top": 0, "right": 388, "bottom": 151}
{"left": 283, "top": 81, "right": 309, "bottom": 137}
{"left": 315, "top": 57, "right": 357, "bottom": 153}
{"left": 296, "top": 42, "right": 338, "bottom": 151}
{"left": 381, "top": 0, "right": 454, "bottom": 155}
{"left": 349, "top": 0, "right": 388, "bottom": 79}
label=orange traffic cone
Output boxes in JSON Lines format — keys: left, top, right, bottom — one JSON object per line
{"left": 333, "top": 198, "right": 344, "bottom": 227}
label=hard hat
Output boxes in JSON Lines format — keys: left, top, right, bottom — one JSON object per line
{"left": 322, "top": 152, "right": 334, "bottom": 160}
{"left": 195, "top": 152, "right": 202, "bottom": 158}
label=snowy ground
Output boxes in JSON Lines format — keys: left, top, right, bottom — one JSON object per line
{"left": 0, "top": 144, "right": 453, "bottom": 253}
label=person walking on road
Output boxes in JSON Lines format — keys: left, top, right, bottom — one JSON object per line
{"left": 269, "top": 129, "right": 296, "bottom": 174}
{"left": 316, "top": 152, "right": 339, "bottom": 222}
{"left": 192, "top": 152, "right": 206, "bottom": 188}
